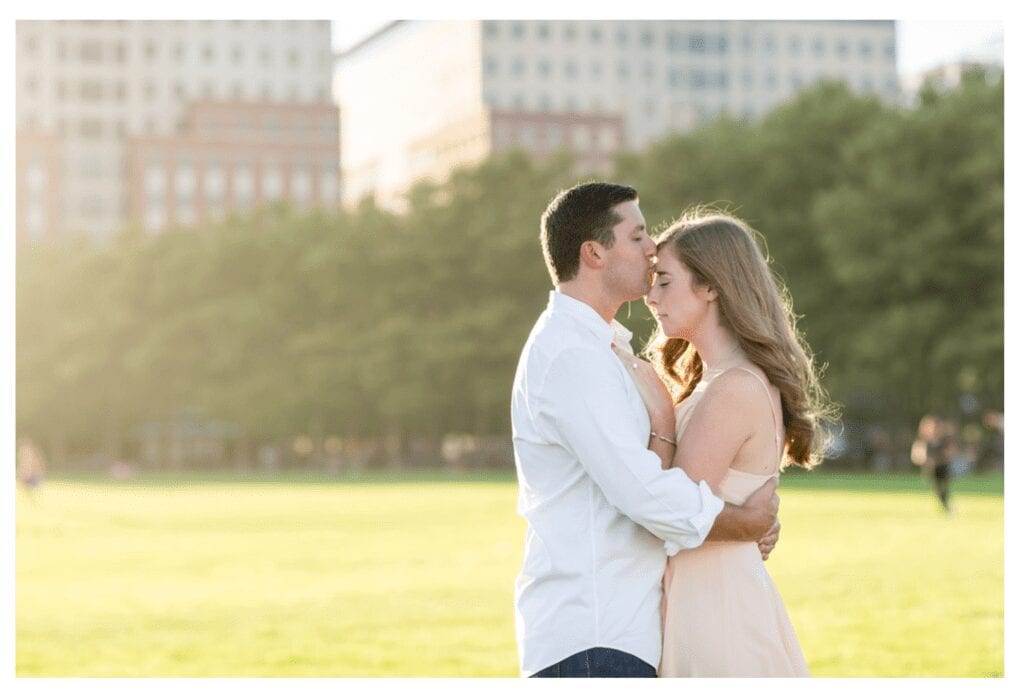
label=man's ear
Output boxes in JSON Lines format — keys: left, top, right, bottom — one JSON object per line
{"left": 579, "top": 240, "right": 605, "bottom": 269}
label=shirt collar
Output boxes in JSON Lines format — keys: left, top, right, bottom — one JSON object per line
{"left": 548, "top": 291, "right": 618, "bottom": 345}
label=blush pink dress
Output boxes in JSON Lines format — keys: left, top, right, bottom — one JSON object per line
{"left": 659, "top": 368, "right": 809, "bottom": 677}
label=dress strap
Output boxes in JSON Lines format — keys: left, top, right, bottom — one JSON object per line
{"left": 734, "top": 367, "right": 782, "bottom": 458}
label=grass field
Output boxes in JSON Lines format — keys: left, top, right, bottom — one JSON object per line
{"left": 15, "top": 469, "right": 1003, "bottom": 677}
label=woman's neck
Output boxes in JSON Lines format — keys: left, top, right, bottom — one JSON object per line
{"left": 693, "top": 327, "right": 745, "bottom": 375}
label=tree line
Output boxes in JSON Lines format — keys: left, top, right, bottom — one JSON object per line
{"left": 16, "top": 73, "right": 1003, "bottom": 470}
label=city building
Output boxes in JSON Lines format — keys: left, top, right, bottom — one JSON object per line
{"left": 15, "top": 20, "right": 338, "bottom": 242}
{"left": 334, "top": 20, "right": 900, "bottom": 210}
{"left": 900, "top": 33, "right": 1003, "bottom": 100}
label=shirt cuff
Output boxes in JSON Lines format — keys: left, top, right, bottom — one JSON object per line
{"left": 664, "top": 480, "right": 726, "bottom": 556}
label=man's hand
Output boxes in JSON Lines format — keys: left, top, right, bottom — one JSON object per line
{"left": 742, "top": 476, "right": 779, "bottom": 539}
{"left": 757, "top": 517, "right": 781, "bottom": 561}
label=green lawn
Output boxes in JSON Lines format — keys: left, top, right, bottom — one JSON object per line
{"left": 15, "top": 470, "right": 1003, "bottom": 677}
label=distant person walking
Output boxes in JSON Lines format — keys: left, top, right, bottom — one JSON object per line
{"left": 911, "top": 415, "right": 955, "bottom": 514}
{"left": 17, "top": 438, "right": 47, "bottom": 499}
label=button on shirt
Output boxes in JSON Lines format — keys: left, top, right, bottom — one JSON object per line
{"left": 511, "top": 291, "right": 725, "bottom": 677}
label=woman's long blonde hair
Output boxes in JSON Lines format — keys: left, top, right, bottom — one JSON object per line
{"left": 645, "top": 207, "right": 834, "bottom": 469}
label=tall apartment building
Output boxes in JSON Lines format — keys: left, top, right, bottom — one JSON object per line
{"left": 335, "top": 20, "right": 899, "bottom": 209}
{"left": 15, "top": 20, "right": 338, "bottom": 243}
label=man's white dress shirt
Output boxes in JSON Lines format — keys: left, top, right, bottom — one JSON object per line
{"left": 511, "top": 291, "right": 725, "bottom": 676}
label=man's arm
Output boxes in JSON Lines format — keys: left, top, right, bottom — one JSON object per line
{"left": 537, "top": 347, "right": 724, "bottom": 549}
{"left": 705, "top": 476, "right": 779, "bottom": 542}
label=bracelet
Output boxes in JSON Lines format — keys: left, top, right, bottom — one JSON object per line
{"left": 650, "top": 431, "right": 677, "bottom": 447}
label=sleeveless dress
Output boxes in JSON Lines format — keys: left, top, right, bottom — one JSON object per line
{"left": 659, "top": 367, "right": 809, "bottom": 677}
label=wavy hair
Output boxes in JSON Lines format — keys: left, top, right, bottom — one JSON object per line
{"left": 644, "top": 207, "right": 835, "bottom": 469}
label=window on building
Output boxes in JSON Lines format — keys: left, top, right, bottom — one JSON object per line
{"left": 263, "top": 166, "right": 283, "bottom": 199}
{"left": 884, "top": 41, "right": 895, "bottom": 58}
{"left": 116, "top": 82, "right": 126, "bottom": 101}
{"left": 485, "top": 57, "right": 499, "bottom": 77}
{"left": 618, "top": 62, "right": 629, "bottom": 79}
{"left": 763, "top": 34, "right": 776, "bottom": 54}
{"left": 234, "top": 165, "right": 254, "bottom": 206}
{"left": 176, "top": 164, "right": 195, "bottom": 199}
{"left": 319, "top": 169, "right": 337, "bottom": 204}
{"left": 689, "top": 33, "right": 706, "bottom": 53}
{"left": 512, "top": 93, "right": 525, "bottom": 109}
{"left": 539, "top": 93, "right": 552, "bottom": 112}
{"left": 564, "top": 61, "right": 578, "bottom": 79}
{"left": 232, "top": 45, "right": 243, "bottom": 65}
{"left": 146, "top": 164, "right": 166, "bottom": 196}
{"left": 546, "top": 124, "right": 563, "bottom": 148}
{"left": 537, "top": 23, "right": 550, "bottom": 40}
{"left": 591, "top": 61, "right": 602, "bottom": 79}
{"left": 80, "top": 81, "right": 103, "bottom": 101}
{"left": 640, "top": 28, "right": 653, "bottom": 47}
{"left": 572, "top": 124, "right": 590, "bottom": 149}
{"left": 115, "top": 42, "right": 126, "bottom": 62}
{"left": 860, "top": 41, "right": 874, "bottom": 58}
{"left": 789, "top": 36, "right": 802, "bottom": 56}
{"left": 668, "top": 67, "right": 684, "bottom": 87}
{"left": 79, "top": 118, "right": 103, "bottom": 138}
{"left": 510, "top": 22, "right": 524, "bottom": 39}
{"left": 616, "top": 28, "right": 628, "bottom": 46}
{"left": 232, "top": 82, "right": 244, "bottom": 99}
{"left": 521, "top": 124, "right": 535, "bottom": 147}
{"left": 260, "top": 47, "right": 271, "bottom": 66}
{"left": 80, "top": 41, "right": 103, "bottom": 62}
{"left": 483, "top": 20, "right": 499, "bottom": 37}
{"left": 23, "top": 34, "right": 39, "bottom": 55}
{"left": 145, "top": 42, "right": 156, "bottom": 60}
{"left": 813, "top": 38, "right": 825, "bottom": 57}
{"left": 590, "top": 26, "right": 602, "bottom": 43}
{"left": 203, "top": 45, "right": 214, "bottom": 63}
{"left": 292, "top": 167, "right": 312, "bottom": 205}
{"left": 717, "top": 35, "right": 728, "bottom": 52}
{"left": 174, "top": 43, "right": 185, "bottom": 61}
{"left": 764, "top": 70, "right": 778, "bottom": 89}
{"left": 742, "top": 70, "right": 754, "bottom": 88}
{"left": 791, "top": 73, "right": 803, "bottom": 90}
{"left": 690, "top": 69, "right": 707, "bottom": 89}
{"left": 288, "top": 49, "right": 300, "bottom": 67}
{"left": 537, "top": 59, "right": 550, "bottom": 78}
{"left": 741, "top": 33, "right": 753, "bottom": 53}
{"left": 836, "top": 39, "right": 849, "bottom": 58}
{"left": 861, "top": 76, "right": 875, "bottom": 92}
{"left": 564, "top": 24, "right": 577, "bottom": 41}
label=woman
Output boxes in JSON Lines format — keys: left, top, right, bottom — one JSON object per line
{"left": 614, "top": 208, "right": 832, "bottom": 676}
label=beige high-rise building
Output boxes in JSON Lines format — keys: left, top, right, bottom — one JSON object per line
{"left": 15, "top": 20, "right": 338, "bottom": 243}
{"left": 335, "top": 20, "right": 899, "bottom": 210}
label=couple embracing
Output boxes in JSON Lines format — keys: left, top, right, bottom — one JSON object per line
{"left": 511, "top": 182, "right": 831, "bottom": 677}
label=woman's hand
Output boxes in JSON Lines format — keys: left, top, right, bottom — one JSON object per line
{"left": 611, "top": 343, "right": 675, "bottom": 437}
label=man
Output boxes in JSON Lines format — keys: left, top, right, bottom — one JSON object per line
{"left": 511, "top": 182, "right": 780, "bottom": 678}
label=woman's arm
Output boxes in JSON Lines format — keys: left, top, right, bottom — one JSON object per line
{"left": 611, "top": 344, "right": 677, "bottom": 469}
{"left": 670, "top": 369, "right": 763, "bottom": 493}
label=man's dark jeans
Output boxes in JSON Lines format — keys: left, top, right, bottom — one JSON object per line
{"left": 531, "top": 647, "right": 656, "bottom": 678}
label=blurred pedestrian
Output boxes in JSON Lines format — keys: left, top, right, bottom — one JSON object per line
{"left": 17, "top": 438, "right": 47, "bottom": 500}
{"left": 911, "top": 415, "right": 955, "bottom": 514}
